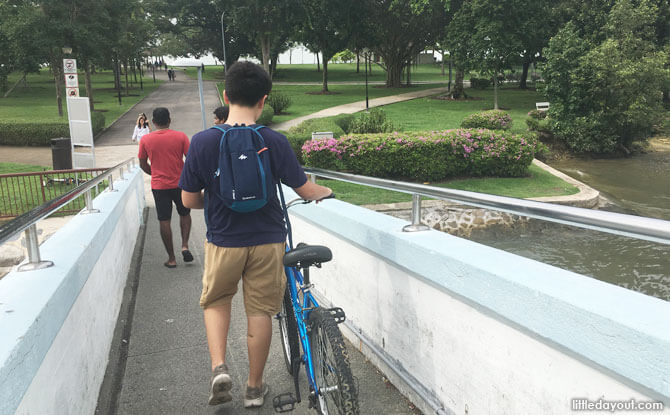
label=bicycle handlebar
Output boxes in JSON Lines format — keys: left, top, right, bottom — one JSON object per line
{"left": 286, "top": 192, "right": 336, "bottom": 209}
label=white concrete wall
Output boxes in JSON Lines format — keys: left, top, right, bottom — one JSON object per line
{"left": 286, "top": 190, "right": 670, "bottom": 415}
{"left": 0, "top": 168, "right": 144, "bottom": 415}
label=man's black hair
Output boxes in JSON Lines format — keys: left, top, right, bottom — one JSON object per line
{"left": 152, "top": 107, "right": 170, "bottom": 126}
{"left": 213, "top": 106, "right": 229, "bottom": 122}
{"left": 224, "top": 61, "right": 272, "bottom": 107}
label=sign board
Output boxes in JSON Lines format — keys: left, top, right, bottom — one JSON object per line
{"left": 66, "top": 87, "right": 80, "bottom": 98}
{"left": 311, "top": 131, "right": 334, "bottom": 140}
{"left": 63, "top": 59, "right": 77, "bottom": 74}
{"left": 66, "top": 97, "right": 93, "bottom": 146}
{"left": 65, "top": 97, "right": 96, "bottom": 168}
{"left": 72, "top": 151, "right": 96, "bottom": 168}
{"left": 64, "top": 73, "right": 78, "bottom": 88}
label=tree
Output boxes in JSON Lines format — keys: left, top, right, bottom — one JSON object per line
{"left": 299, "top": 0, "right": 364, "bottom": 92}
{"left": 448, "top": 0, "right": 525, "bottom": 109}
{"left": 228, "top": 0, "right": 301, "bottom": 75}
{"left": 543, "top": 0, "right": 670, "bottom": 153}
{"left": 0, "top": 2, "right": 44, "bottom": 96}
{"left": 150, "top": 0, "right": 256, "bottom": 70}
{"left": 367, "top": 0, "right": 448, "bottom": 87}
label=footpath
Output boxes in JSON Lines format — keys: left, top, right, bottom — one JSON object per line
{"left": 272, "top": 86, "right": 449, "bottom": 131}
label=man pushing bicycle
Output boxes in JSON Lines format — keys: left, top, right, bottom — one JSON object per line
{"left": 179, "top": 61, "right": 332, "bottom": 408}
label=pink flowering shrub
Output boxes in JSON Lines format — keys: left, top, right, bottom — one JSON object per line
{"left": 460, "top": 110, "right": 513, "bottom": 130}
{"left": 302, "top": 129, "right": 537, "bottom": 182}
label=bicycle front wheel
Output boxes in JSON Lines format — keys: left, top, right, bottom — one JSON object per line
{"left": 308, "top": 307, "right": 359, "bottom": 415}
{"left": 278, "top": 286, "right": 300, "bottom": 375}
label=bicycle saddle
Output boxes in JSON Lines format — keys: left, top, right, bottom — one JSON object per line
{"left": 283, "top": 243, "right": 332, "bottom": 268}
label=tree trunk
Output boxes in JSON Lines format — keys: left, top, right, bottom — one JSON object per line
{"left": 451, "top": 67, "right": 465, "bottom": 99}
{"left": 270, "top": 56, "right": 278, "bottom": 79}
{"left": 493, "top": 75, "right": 499, "bottom": 110}
{"left": 441, "top": 50, "right": 445, "bottom": 76}
{"left": 520, "top": 61, "right": 530, "bottom": 89}
{"left": 52, "top": 60, "right": 64, "bottom": 117}
{"left": 124, "top": 61, "right": 129, "bottom": 95}
{"left": 384, "top": 55, "right": 404, "bottom": 87}
{"left": 406, "top": 59, "right": 411, "bottom": 86}
{"left": 132, "top": 58, "right": 138, "bottom": 83}
{"left": 85, "top": 63, "right": 94, "bottom": 110}
{"left": 356, "top": 52, "right": 360, "bottom": 73}
{"left": 3, "top": 73, "right": 26, "bottom": 98}
{"left": 260, "top": 34, "right": 271, "bottom": 75}
{"left": 316, "top": 52, "right": 320, "bottom": 72}
{"left": 322, "top": 57, "right": 329, "bottom": 93}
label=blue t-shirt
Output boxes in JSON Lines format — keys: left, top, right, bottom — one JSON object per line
{"left": 179, "top": 124, "right": 307, "bottom": 247}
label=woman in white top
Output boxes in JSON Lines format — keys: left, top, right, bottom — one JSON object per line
{"left": 131, "top": 113, "right": 151, "bottom": 143}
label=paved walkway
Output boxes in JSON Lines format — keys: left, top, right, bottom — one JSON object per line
{"left": 272, "top": 86, "right": 449, "bottom": 131}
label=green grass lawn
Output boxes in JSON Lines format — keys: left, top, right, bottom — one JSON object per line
{"left": 0, "top": 162, "right": 48, "bottom": 174}
{"left": 0, "top": 162, "right": 107, "bottom": 217}
{"left": 183, "top": 63, "right": 451, "bottom": 83}
{"left": 267, "top": 83, "right": 445, "bottom": 125}
{"left": 380, "top": 86, "right": 544, "bottom": 134}
{"left": 318, "top": 164, "right": 578, "bottom": 205}
{"left": 1, "top": 69, "right": 162, "bottom": 128}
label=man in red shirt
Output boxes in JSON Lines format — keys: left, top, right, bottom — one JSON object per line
{"left": 138, "top": 107, "right": 193, "bottom": 268}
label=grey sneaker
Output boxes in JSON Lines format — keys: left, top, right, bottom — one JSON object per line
{"left": 243, "top": 382, "right": 269, "bottom": 408}
{"left": 208, "top": 364, "right": 233, "bottom": 406}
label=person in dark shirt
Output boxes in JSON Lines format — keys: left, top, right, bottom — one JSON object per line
{"left": 213, "top": 106, "right": 229, "bottom": 125}
{"left": 180, "top": 61, "right": 331, "bottom": 408}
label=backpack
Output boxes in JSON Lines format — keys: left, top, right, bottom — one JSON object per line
{"left": 211, "top": 124, "right": 275, "bottom": 213}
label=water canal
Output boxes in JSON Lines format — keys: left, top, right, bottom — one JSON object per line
{"left": 467, "top": 146, "right": 670, "bottom": 301}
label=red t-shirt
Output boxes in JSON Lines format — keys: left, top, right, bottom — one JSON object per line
{"left": 138, "top": 129, "right": 190, "bottom": 189}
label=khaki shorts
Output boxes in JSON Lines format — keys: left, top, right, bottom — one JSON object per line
{"left": 200, "top": 242, "right": 286, "bottom": 316}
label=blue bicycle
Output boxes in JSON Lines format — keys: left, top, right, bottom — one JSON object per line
{"left": 273, "top": 195, "right": 359, "bottom": 415}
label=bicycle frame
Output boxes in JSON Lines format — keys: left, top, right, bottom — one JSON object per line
{"left": 284, "top": 260, "right": 320, "bottom": 397}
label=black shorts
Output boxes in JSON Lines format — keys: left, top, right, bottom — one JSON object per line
{"left": 152, "top": 188, "right": 190, "bottom": 221}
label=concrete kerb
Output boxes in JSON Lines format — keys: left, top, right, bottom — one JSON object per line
{"left": 365, "top": 158, "right": 600, "bottom": 212}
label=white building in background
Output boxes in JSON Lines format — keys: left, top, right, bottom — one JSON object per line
{"left": 164, "top": 45, "right": 443, "bottom": 67}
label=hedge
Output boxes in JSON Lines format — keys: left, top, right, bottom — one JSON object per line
{"left": 302, "top": 129, "right": 537, "bottom": 182}
{"left": 0, "top": 111, "right": 105, "bottom": 146}
{"left": 283, "top": 116, "right": 347, "bottom": 164}
{"left": 461, "top": 110, "right": 512, "bottom": 130}
{"left": 257, "top": 107, "right": 274, "bottom": 125}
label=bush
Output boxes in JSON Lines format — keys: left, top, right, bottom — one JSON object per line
{"left": 333, "top": 114, "right": 355, "bottom": 134}
{"left": 348, "top": 108, "right": 394, "bottom": 134}
{"left": 461, "top": 110, "right": 512, "bottom": 130}
{"left": 302, "top": 129, "right": 538, "bottom": 182}
{"left": 91, "top": 112, "right": 105, "bottom": 134}
{"left": 257, "top": 106, "right": 274, "bottom": 125}
{"left": 470, "top": 77, "right": 491, "bottom": 89}
{"left": 0, "top": 112, "right": 106, "bottom": 146}
{"left": 284, "top": 117, "right": 346, "bottom": 164}
{"left": 527, "top": 109, "right": 548, "bottom": 120}
{"left": 542, "top": 1, "right": 669, "bottom": 153}
{"left": 267, "top": 92, "right": 292, "bottom": 115}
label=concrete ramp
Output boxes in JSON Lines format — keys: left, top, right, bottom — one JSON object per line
{"left": 98, "top": 207, "right": 420, "bottom": 414}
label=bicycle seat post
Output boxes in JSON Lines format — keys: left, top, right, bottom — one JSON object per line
{"left": 302, "top": 266, "right": 311, "bottom": 288}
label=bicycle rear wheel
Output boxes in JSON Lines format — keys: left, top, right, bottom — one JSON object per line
{"left": 278, "top": 286, "right": 300, "bottom": 375}
{"left": 308, "top": 307, "right": 359, "bottom": 415}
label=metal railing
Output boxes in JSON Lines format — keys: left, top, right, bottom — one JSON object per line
{"left": 304, "top": 167, "right": 670, "bottom": 246}
{"left": 0, "top": 168, "right": 108, "bottom": 219}
{"left": 0, "top": 158, "right": 137, "bottom": 271}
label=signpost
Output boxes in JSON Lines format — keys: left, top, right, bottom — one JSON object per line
{"left": 63, "top": 58, "right": 96, "bottom": 168}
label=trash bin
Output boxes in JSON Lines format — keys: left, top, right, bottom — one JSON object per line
{"left": 51, "top": 138, "right": 72, "bottom": 170}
